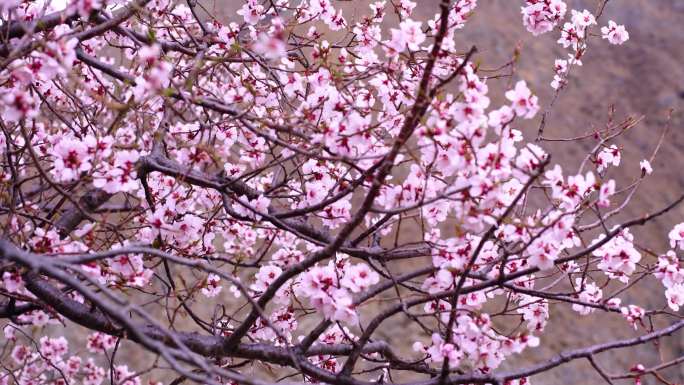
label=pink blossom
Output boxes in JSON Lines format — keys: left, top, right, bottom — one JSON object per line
{"left": 2, "top": 90, "right": 38, "bottom": 122}
{"left": 11, "top": 345, "right": 31, "bottom": 363}
{"left": 0, "top": 0, "right": 649, "bottom": 380}
{"left": 253, "top": 27, "right": 287, "bottom": 60}
{"left": 597, "top": 179, "right": 615, "bottom": 207}
{"left": 251, "top": 265, "right": 283, "bottom": 293}
{"left": 52, "top": 137, "right": 93, "bottom": 182}
{"left": 201, "top": 273, "right": 223, "bottom": 298}
{"left": 73, "top": 0, "right": 102, "bottom": 18}
{"left": 341, "top": 263, "right": 380, "bottom": 293}
{"left": 593, "top": 228, "right": 641, "bottom": 283}
{"left": 3, "top": 324, "right": 17, "bottom": 341}
{"left": 668, "top": 223, "right": 684, "bottom": 250}
{"left": 654, "top": 250, "right": 684, "bottom": 288}
{"left": 596, "top": 145, "right": 621, "bottom": 172}
{"left": 601, "top": 20, "right": 629, "bottom": 45}
{"left": 86, "top": 332, "right": 118, "bottom": 354}
{"left": 83, "top": 359, "right": 105, "bottom": 385}
{"left": 132, "top": 48, "right": 172, "bottom": 100}
{"left": 426, "top": 333, "right": 462, "bottom": 368}
{"left": 114, "top": 365, "right": 141, "bottom": 385}
{"left": 620, "top": 305, "right": 645, "bottom": 329}
{"left": 571, "top": 9, "right": 596, "bottom": 28}
{"left": 505, "top": 81, "right": 539, "bottom": 119}
{"left": 2, "top": 271, "right": 24, "bottom": 293}
{"left": 665, "top": 284, "right": 684, "bottom": 311}
{"left": 387, "top": 19, "right": 426, "bottom": 54}
{"left": 93, "top": 150, "right": 141, "bottom": 193}
{"left": 639, "top": 159, "right": 653, "bottom": 175}
{"left": 572, "top": 279, "right": 602, "bottom": 315}
{"left": 237, "top": 0, "right": 263, "bottom": 24}
{"left": 39, "top": 336, "right": 69, "bottom": 362}
{"left": 109, "top": 252, "right": 153, "bottom": 287}
{"left": 64, "top": 356, "right": 82, "bottom": 377}
{"left": 234, "top": 195, "right": 271, "bottom": 220}
{"left": 521, "top": 0, "right": 567, "bottom": 36}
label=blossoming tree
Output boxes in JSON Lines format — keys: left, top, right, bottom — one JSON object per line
{"left": 0, "top": 0, "right": 681, "bottom": 385}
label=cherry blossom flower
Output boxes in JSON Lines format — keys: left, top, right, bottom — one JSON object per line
{"left": 86, "top": 332, "right": 118, "bottom": 354}
{"left": 488, "top": 105, "right": 515, "bottom": 131}
{"left": 109, "top": 252, "right": 153, "bottom": 287}
{"left": 39, "top": 336, "right": 69, "bottom": 362}
{"left": 596, "top": 145, "right": 621, "bottom": 172}
{"left": 387, "top": 19, "right": 426, "bottom": 54}
{"left": 2, "top": 90, "right": 38, "bottom": 122}
{"left": 505, "top": 81, "right": 540, "bottom": 119}
{"left": 253, "top": 24, "right": 287, "bottom": 60}
{"left": 597, "top": 179, "right": 615, "bottom": 207}
{"left": 132, "top": 46, "right": 172, "bottom": 100}
{"left": 11, "top": 345, "right": 30, "bottom": 363}
{"left": 593, "top": 228, "right": 641, "bottom": 283}
{"left": 515, "top": 144, "right": 548, "bottom": 181}
{"left": 73, "top": 0, "right": 102, "bottom": 18}
{"left": 605, "top": 298, "right": 622, "bottom": 309}
{"left": 114, "top": 365, "right": 141, "bottom": 385}
{"left": 236, "top": 0, "right": 263, "bottom": 24}
{"left": 137, "top": 44, "right": 162, "bottom": 66}
{"left": 572, "top": 278, "right": 602, "bottom": 315}
{"left": 620, "top": 305, "right": 645, "bottom": 329}
{"left": 518, "top": 296, "right": 549, "bottom": 331}
{"left": 217, "top": 23, "right": 240, "bottom": 44}
{"left": 554, "top": 59, "right": 569, "bottom": 75}
{"left": 665, "top": 284, "right": 684, "bottom": 311}
{"left": 83, "top": 358, "right": 106, "bottom": 385}
{"left": 251, "top": 265, "right": 283, "bottom": 293}
{"left": 2, "top": 271, "right": 24, "bottom": 293}
{"left": 201, "top": 273, "right": 223, "bottom": 298}
{"left": 601, "top": 20, "right": 630, "bottom": 45}
{"left": 93, "top": 150, "right": 141, "bottom": 193}
{"left": 3, "top": 324, "right": 17, "bottom": 341}
{"left": 52, "top": 137, "right": 93, "bottom": 182}
{"left": 571, "top": 9, "right": 596, "bottom": 28}
{"left": 521, "top": 0, "right": 567, "bottom": 36}
{"left": 654, "top": 250, "right": 684, "bottom": 288}
{"left": 639, "top": 159, "right": 653, "bottom": 175}
{"left": 561, "top": 171, "right": 596, "bottom": 209}
{"left": 425, "top": 333, "right": 462, "bottom": 368}
{"left": 527, "top": 238, "right": 560, "bottom": 270}
{"left": 668, "top": 223, "right": 684, "bottom": 250}
{"left": 340, "top": 263, "right": 380, "bottom": 293}
{"left": 234, "top": 195, "right": 271, "bottom": 220}
{"left": 270, "top": 248, "right": 305, "bottom": 269}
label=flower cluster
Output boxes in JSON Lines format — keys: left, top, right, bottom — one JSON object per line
{"left": 0, "top": 0, "right": 659, "bottom": 384}
{"left": 655, "top": 248, "right": 684, "bottom": 311}
{"left": 521, "top": 0, "right": 568, "bottom": 36}
{"left": 522, "top": 2, "right": 629, "bottom": 89}
{"left": 601, "top": 20, "right": 630, "bottom": 45}
{"left": 3, "top": 330, "right": 109, "bottom": 385}
{"left": 593, "top": 228, "right": 641, "bottom": 283}
{"left": 294, "top": 257, "right": 380, "bottom": 325}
